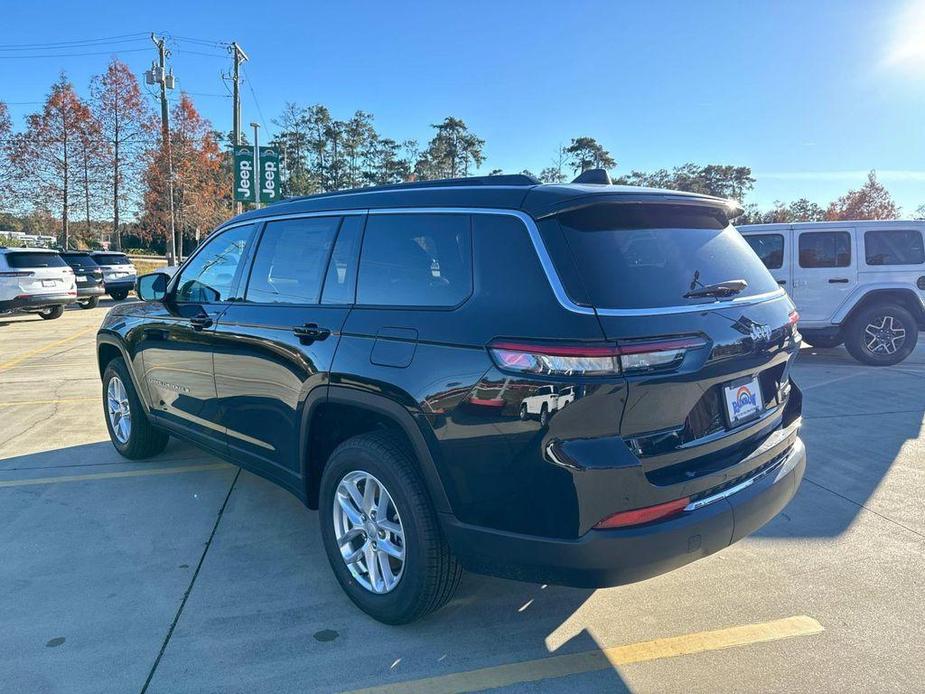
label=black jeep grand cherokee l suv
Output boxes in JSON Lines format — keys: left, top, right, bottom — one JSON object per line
{"left": 97, "top": 174, "right": 805, "bottom": 624}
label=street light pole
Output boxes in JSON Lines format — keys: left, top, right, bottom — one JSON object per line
{"left": 251, "top": 122, "right": 261, "bottom": 209}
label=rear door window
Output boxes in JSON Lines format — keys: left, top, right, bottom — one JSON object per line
{"left": 864, "top": 229, "right": 924, "bottom": 266}
{"left": 6, "top": 252, "right": 67, "bottom": 269}
{"left": 743, "top": 234, "right": 784, "bottom": 269}
{"left": 549, "top": 204, "right": 779, "bottom": 309}
{"left": 798, "top": 232, "right": 851, "bottom": 268}
{"left": 357, "top": 213, "right": 472, "bottom": 307}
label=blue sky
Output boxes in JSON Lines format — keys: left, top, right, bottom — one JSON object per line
{"left": 2, "top": 0, "right": 924, "bottom": 212}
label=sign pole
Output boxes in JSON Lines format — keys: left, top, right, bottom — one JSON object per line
{"left": 251, "top": 122, "right": 261, "bottom": 210}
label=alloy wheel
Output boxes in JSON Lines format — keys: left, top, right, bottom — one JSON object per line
{"left": 107, "top": 376, "right": 132, "bottom": 444}
{"left": 863, "top": 314, "right": 906, "bottom": 355}
{"left": 332, "top": 470, "right": 405, "bottom": 594}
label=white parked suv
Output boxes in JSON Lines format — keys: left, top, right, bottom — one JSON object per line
{"left": 519, "top": 385, "right": 576, "bottom": 426}
{"left": 739, "top": 220, "right": 924, "bottom": 365}
{"left": 0, "top": 247, "right": 77, "bottom": 320}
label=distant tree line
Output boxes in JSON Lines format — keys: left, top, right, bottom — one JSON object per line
{"left": 1, "top": 70, "right": 921, "bottom": 253}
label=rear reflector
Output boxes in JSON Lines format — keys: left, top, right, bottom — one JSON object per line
{"left": 488, "top": 336, "right": 706, "bottom": 377}
{"left": 593, "top": 496, "right": 690, "bottom": 529}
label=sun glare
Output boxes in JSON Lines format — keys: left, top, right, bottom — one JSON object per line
{"left": 885, "top": 0, "right": 925, "bottom": 68}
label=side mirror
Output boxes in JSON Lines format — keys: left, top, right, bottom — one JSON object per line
{"left": 136, "top": 272, "right": 169, "bottom": 302}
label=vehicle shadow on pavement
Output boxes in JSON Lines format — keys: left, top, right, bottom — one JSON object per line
{"left": 0, "top": 438, "right": 212, "bottom": 473}
{"left": 755, "top": 341, "right": 925, "bottom": 539}
{"left": 142, "top": 468, "right": 629, "bottom": 693}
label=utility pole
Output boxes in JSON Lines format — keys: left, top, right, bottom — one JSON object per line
{"left": 149, "top": 33, "right": 177, "bottom": 264}
{"left": 229, "top": 42, "right": 248, "bottom": 215}
{"left": 250, "top": 122, "right": 261, "bottom": 209}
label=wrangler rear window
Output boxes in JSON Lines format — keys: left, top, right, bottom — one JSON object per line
{"left": 551, "top": 203, "right": 779, "bottom": 309}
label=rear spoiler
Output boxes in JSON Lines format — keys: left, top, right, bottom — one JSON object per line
{"left": 534, "top": 193, "right": 744, "bottom": 222}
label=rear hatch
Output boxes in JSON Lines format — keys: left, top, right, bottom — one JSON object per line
{"left": 3, "top": 251, "right": 75, "bottom": 297}
{"left": 93, "top": 253, "right": 136, "bottom": 282}
{"left": 63, "top": 253, "right": 104, "bottom": 287}
{"left": 540, "top": 200, "right": 801, "bottom": 489}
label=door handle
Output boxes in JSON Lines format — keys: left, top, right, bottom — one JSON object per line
{"left": 190, "top": 315, "right": 213, "bottom": 331}
{"left": 292, "top": 323, "right": 331, "bottom": 343}
{"left": 828, "top": 278, "right": 850, "bottom": 284}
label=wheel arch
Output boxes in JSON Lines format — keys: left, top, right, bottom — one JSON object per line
{"left": 96, "top": 332, "right": 152, "bottom": 414}
{"left": 299, "top": 386, "right": 452, "bottom": 515}
{"left": 838, "top": 288, "right": 925, "bottom": 327}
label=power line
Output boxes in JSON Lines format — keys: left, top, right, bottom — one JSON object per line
{"left": 0, "top": 47, "right": 150, "bottom": 59}
{"left": 0, "top": 32, "right": 149, "bottom": 50}
{"left": 163, "top": 34, "right": 228, "bottom": 49}
{"left": 241, "top": 63, "right": 269, "bottom": 135}
{"left": 170, "top": 47, "right": 228, "bottom": 58}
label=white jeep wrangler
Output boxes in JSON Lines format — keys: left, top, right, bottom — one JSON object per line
{"left": 739, "top": 220, "right": 924, "bottom": 365}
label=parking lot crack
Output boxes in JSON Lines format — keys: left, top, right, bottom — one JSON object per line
{"left": 139, "top": 466, "right": 241, "bottom": 694}
{"left": 803, "top": 476, "right": 925, "bottom": 542}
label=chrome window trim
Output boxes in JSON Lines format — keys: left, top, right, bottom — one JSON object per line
{"left": 213, "top": 206, "right": 786, "bottom": 317}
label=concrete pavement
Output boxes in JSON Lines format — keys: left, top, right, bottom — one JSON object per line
{"left": 0, "top": 302, "right": 923, "bottom": 693}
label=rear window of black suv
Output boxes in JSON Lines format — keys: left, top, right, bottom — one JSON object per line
{"left": 550, "top": 203, "right": 779, "bottom": 309}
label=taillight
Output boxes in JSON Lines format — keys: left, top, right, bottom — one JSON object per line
{"left": 488, "top": 336, "right": 707, "bottom": 377}
{"left": 489, "top": 341, "right": 622, "bottom": 376}
{"left": 0, "top": 271, "right": 34, "bottom": 278}
{"left": 617, "top": 337, "right": 707, "bottom": 374}
{"left": 593, "top": 496, "right": 690, "bottom": 529}
{"left": 788, "top": 310, "right": 799, "bottom": 327}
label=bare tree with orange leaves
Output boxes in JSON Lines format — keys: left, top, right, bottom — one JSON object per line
{"left": 10, "top": 74, "right": 99, "bottom": 249}
{"left": 142, "top": 94, "right": 227, "bottom": 256}
{"left": 91, "top": 59, "right": 155, "bottom": 250}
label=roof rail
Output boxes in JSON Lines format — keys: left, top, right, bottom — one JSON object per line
{"left": 275, "top": 173, "right": 540, "bottom": 205}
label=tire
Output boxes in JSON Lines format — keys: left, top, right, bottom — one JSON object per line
{"left": 801, "top": 332, "right": 843, "bottom": 349}
{"left": 109, "top": 289, "right": 129, "bottom": 301}
{"left": 102, "top": 357, "right": 169, "bottom": 459}
{"left": 539, "top": 404, "right": 550, "bottom": 427}
{"left": 79, "top": 296, "right": 99, "bottom": 309}
{"left": 39, "top": 305, "right": 64, "bottom": 320}
{"left": 844, "top": 303, "right": 918, "bottom": 366}
{"left": 319, "top": 431, "right": 462, "bottom": 624}
{"left": 519, "top": 403, "right": 528, "bottom": 421}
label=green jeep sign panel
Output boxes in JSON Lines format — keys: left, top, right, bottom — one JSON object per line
{"left": 233, "top": 147, "right": 256, "bottom": 203}
{"left": 233, "top": 146, "right": 281, "bottom": 204}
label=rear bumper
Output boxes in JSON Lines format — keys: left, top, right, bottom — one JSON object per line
{"left": 76, "top": 285, "right": 105, "bottom": 298}
{"left": 103, "top": 279, "right": 135, "bottom": 292}
{"left": 444, "top": 436, "right": 805, "bottom": 588}
{"left": 0, "top": 293, "right": 75, "bottom": 312}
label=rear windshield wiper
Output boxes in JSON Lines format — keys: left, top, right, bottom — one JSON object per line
{"left": 683, "top": 279, "right": 748, "bottom": 299}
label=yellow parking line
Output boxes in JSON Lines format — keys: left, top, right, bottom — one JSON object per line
{"left": 0, "top": 397, "right": 97, "bottom": 408}
{"left": 345, "top": 615, "right": 824, "bottom": 694}
{"left": 0, "top": 325, "right": 98, "bottom": 373}
{"left": 0, "top": 463, "right": 232, "bottom": 488}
